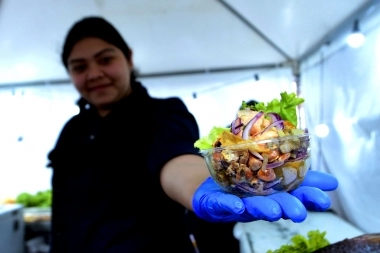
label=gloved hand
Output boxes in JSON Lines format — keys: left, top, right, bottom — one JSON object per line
{"left": 192, "top": 170, "right": 338, "bottom": 223}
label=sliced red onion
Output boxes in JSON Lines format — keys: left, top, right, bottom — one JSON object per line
{"left": 231, "top": 178, "right": 277, "bottom": 195}
{"left": 263, "top": 178, "right": 282, "bottom": 190}
{"left": 249, "top": 150, "right": 263, "bottom": 160}
{"left": 267, "top": 112, "right": 282, "bottom": 122}
{"left": 242, "top": 111, "right": 264, "bottom": 140}
{"left": 261, "top": 154, "right": 268, "bottom": 171}
{"left": 266, "top": 160, "right": 285, "bottom": 169}
{"left": 230, "top": 118, "right": 243, "bottom": 135}
{"left": 259, "top": 112, "right": 285, "bottom": 132}
{"left": 287, "top": 153, "right": 309, "bottom": 162}
{"left": 259, "top": 119, "right": 284, "bottom": 135}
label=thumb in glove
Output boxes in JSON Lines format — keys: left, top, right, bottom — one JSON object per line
{"left": 192, "top": 177, "right": 245, "bottom": 222}
{"left": 290, "top": 170, "right": 338, "bottom": 211}
{"left": 192, "top": 177, "right": 285, "bottom": 223}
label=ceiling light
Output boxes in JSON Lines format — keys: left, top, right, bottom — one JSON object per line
{"left": 314, "top": 124, "right": 329, "bottom": 138}
{"left": 346, "top": 20, "right": 365, "bottom": 48}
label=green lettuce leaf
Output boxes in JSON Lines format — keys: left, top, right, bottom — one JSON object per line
{"left": 194, "top": 91, "right": 305, "bottom": 150}
{"left": 266, "top": 230, "right": 330, "bottom": 253}
{"left": 242, "top": 91, "right": 304, "bottom": 126}
{"left": 194, "top": 126, "right": 229, "bottom": 150}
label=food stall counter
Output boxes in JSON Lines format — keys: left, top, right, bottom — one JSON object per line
{"left": 234, "top": 210, "right": 365, "bottom": 253}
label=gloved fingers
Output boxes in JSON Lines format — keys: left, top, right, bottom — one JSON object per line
{"left": 207, "top": 192, "right": 245, "bottom": 217}
{"left": 193, "top": 184, "right": 245, "bottom": 222}
{"left": 290, "top": 186, "right": 331, "bottom": 211}
{"left": 301, "top": 170, "right": 338, "bottom": 191}
{"left": 267, "top": 192, "right": 307, "bottom": 223}
{"left": 238, "top": 196, "right": 282, "bottom": 222}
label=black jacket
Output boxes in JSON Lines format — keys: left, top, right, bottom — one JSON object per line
{"left": 48, "top": 81, "right": 201, "bottom": 253}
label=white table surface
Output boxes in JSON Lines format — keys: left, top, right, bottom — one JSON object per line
{"left": 233, "top": 211, "right": 364, "bottom": 253}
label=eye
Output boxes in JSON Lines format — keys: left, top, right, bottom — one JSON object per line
{"left": 69, "top": 63, "right": 87, "bottom": 73}
{"left": 99, "top": 56, "right": 113, "bottom": 65}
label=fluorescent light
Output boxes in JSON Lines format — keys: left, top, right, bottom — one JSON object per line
{"left": 314, "top": 124, "right": 329, "bottom": 138}
{"left": 347, "top": 32, "right": 365, "bottom": 48}
{"left": 346, "top": 20, "right": 365, "bottom": 48}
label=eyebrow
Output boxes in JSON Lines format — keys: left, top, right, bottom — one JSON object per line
{"left": 68, "top": 48, "right": 116, "bottom": 65}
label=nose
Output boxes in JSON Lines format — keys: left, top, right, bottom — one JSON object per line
{"left": 86, "top": 62, "right": 104, "bottom": 81}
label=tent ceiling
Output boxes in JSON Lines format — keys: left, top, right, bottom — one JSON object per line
{"left": 0, "top": 0, "right": 375, "bottom": 86}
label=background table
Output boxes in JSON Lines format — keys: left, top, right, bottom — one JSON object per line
{"left": 233, "top": 211, "right": 365, "bottom": 253}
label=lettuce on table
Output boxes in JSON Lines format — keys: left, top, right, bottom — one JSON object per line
{"left": 266, "top": 230, "right": 330, "bottom": 253}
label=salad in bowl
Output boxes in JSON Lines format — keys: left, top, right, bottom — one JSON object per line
{"left": 195, "top": 92, "right": 311, "bottom": 197}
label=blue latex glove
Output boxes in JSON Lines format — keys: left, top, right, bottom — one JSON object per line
{"left": 192, "top": 170, "right": 338, "bottom": 223}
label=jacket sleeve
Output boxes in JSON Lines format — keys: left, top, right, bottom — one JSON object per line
{"left": 146, "top": 97, "right": 202, "bottom": 176}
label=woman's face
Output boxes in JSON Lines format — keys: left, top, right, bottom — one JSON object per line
{"left": 67, "top": 37, "right": 133, "bottom": 116}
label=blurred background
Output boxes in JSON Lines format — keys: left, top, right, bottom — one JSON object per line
{"left": 0, "top": 0, "right": 379, "bottom": 252}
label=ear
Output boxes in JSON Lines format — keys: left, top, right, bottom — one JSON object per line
{"left": 127, "top": 49, "right": 134, "bottom": 68}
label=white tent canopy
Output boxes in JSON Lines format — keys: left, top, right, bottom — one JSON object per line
{"left": 0, "top": 0, "right": 376, "bottom": 85}
{"left": 0, "top": 0, "right": 380, "bottom": 239}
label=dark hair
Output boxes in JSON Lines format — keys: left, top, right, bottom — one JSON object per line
{"left": 61, "top": 16, "right": 132, "bottom": 69}
{"left": 245, "top": 100, "right": 259, "bottom": 107}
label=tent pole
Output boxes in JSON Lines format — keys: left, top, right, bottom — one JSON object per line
{"left": 291, "top": 60, "right": 304, "bottom": 129}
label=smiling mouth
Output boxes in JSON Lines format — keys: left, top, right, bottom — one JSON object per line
{"left": 88, "top": 84, "right": 110, "bottom": 92}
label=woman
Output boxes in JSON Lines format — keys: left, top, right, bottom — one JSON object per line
{"left": 47, "top": 16, "right": 338, "bottom": 253}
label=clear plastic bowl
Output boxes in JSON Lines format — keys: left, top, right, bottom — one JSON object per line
{"left": 200, "top": 133, "right": 311, "bottom": 197}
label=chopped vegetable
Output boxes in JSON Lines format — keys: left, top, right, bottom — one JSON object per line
{"left": 16, "top": 189, "right": 52, "bottom": 208}
{"left": 195, "top": 92, "right": 310, "bottom": 196}
{"left": 266, "top": 230, "right": 330, "bottom": 253}
{"left": 194, "top": 126, "right": 229, "bottom": 150}
{"left": 242, "top": 91, "right": 304, "bottom": 126}
{"left": 194, "top": 91, "right": 305, "bottom": 151}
